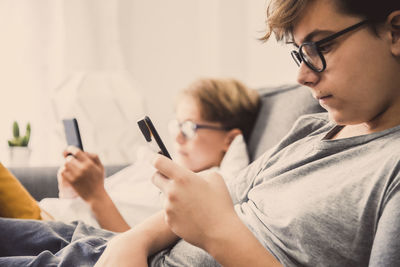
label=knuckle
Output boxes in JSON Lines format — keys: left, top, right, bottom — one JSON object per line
{"left": 163, "top": 212, "right": 171, "bottom": 226}
{"left": 57, "top": 166, "right": 65, "bottom": 175}
{"left": 153, "top": 154, "right": 164, "bottom": 169}
{"left": 164, "top": 205, "right": 174, "bottom": 218}
{"left": 174, "top": 175, "right": 186, "bottom": 185}
{"left": 75, "top": 149, "right": 83, "bottom": 156}
{"left": 82, "top": 161, "right": 93, "bottom": 173}
{"left": 151, "top": 173, "right": 158, "bottom": 184}
{"left": 60, "top": 167, "right": 67, "bottom": 175}
{"left": 64, "top": 161, "right": 72, "bottom": 170}
{"left": 166, "top": 188, "right": 178, "bottom": 202}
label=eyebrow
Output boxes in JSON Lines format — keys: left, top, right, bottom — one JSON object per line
{"left": 291, "top": 29, "right": 335, "bottom": 47}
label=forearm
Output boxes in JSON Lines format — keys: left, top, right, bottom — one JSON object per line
{"left": 95, "top": 211, "right": 179, "bottom": 267}
{"left": 89, "top": 191, "right": 130, "bottom": 232}
{"left": 133, "top": 211, "right": 180, "bottom": 256}
{"left": 205, "top": 214, "right": 282, "bottom": 267}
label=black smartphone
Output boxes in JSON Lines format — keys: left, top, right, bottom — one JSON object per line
{"left": 62, "top": 118, "right": 84, "bottom": 151}
{"left": 137, "top": 116, "right": 171, "bottom": 159}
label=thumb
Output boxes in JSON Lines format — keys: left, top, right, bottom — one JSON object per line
{"left": 152, "top": 153, "right": 194, "bottom": 182}
{"left": 151, "top": 171, "right": 170, "bottom": 192}
{"left": 203, "top": 171, "right": 226, "bottom": 186}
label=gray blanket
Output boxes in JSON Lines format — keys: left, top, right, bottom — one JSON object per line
{"left": 0, "top": 218, "right": 115, "bottom": 266}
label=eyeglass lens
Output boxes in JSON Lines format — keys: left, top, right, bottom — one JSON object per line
{"left": 301, "top": 44, "right": 324, "bottom": 71}
{"left": 168, "top": 120, "right": 196, "bottom": 139}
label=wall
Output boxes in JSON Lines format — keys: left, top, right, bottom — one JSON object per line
{"left": 0, "top": 0, "right": 299, "bottom": 167}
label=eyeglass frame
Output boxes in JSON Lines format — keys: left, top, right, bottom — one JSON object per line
{"left": 290, "top": 20, "right": 368, "bottom": 73}
{"left": 168, "top": 119, "right": 228, "bottom": 140}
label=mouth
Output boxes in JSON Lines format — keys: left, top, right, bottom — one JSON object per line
{"left": 178, "top": 150, "right": 188, "bottom": 157}
{"left": 315, "top": 94, "right": 333, "bottom": 104}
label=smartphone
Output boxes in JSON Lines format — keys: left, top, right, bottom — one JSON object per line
{"left": 62, "top": 118, "right": 84, "bottom": 151}
{"left": 137, "top": 116, "right": 171, "bottom": 159}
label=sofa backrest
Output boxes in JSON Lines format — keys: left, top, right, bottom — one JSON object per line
{"left": 248, "top": 84, "right": 326, "bottom": 162}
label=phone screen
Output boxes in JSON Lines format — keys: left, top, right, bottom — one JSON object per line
{"left": 137, "top": 116, "right": 171, "bottom": 159}
{"left": 62, "top": 118, "right": 84, "bottom": 151}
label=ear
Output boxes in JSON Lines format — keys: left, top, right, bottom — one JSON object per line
{"left": 387, "top": 11, "right": 400, "bottom": 56}
{"left": 222, "top": 128, "right": 242, "bottom": 152}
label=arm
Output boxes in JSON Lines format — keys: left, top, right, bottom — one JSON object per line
{"left": 87, "top": 188, "right": 130, "bottom": 232}
{"left": 369, "top": 187, "right": 400, "bottom": 266}
{"left": 95, "top": 211, "right": 180, "bottom": 267}
{"left": 60, "top": 146, "right": 130, "bottom": 232}
{"left": 206, "top": 212, "right": 281, "bottom": 267}
{"left": 151, "top": 154, "right": 282, "bottom": 267}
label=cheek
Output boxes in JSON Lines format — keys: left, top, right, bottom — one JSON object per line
{"left": 190, "top": 138, "right": 219, "bottom": 160}
{"left": 330, "top": 35, "right": 388, "bottom": 89}
{"left": 322, "top": 39, "right": 393, "bottom": 123}
{"left": 181, "top": 135, "right": 226, "bottom": 171}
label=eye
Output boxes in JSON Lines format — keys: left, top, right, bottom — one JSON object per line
{"left": 318, "top": 43, "right": 334, "bottom": 54}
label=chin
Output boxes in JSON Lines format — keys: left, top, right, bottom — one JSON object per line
{"left": 328, "top": 110, "right": 366, "bottom": 126}
{"left": 175, "top": 156, "right": 195, "bottom": 171}
{"left": 185, "top": 162, "right": 209, "bottom": 173}
{"left": 328, "top": 111, "right": 344, "bottom": 125}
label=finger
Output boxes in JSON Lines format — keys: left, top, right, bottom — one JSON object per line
{"left": 64, "top": 155, "right": 83, "bottom": 178}
{"left": 59, "top": 163, "right": 76, "bottom": 183}
{"left": 203, "top": 171, "right": 224, "bottom": 184}
{"left": 57, "top": 165, "right": 65, "bottom": 176}
{"left": 152, "top": 154, "right": 194, "bottom": 182}
{"left": 86, "top": 152, "right": 102, "bottom": 166}
{"left": 65, "top": 146, "right": 87, "bottom": 161}
{"left": 151, "top": 171, "right": 170, "bottom": 192}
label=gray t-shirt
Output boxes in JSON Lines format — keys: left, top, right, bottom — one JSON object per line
{"left": 151, "top": 113, "right": 400, "bottom": 267}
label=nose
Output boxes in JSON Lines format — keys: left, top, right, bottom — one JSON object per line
{"left": 297, "top": 62, "right": 320, "bottom": 88}
{"left": 175, "top": 130, "right": 186, "bottom": 144}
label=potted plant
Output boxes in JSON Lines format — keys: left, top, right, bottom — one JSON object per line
{"left": 8, "top": 121, "right": 31, "bottom": 166}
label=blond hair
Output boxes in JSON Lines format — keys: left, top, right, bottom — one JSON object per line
{"left": 177, "top": 78, "right": 260, "bottom": 142}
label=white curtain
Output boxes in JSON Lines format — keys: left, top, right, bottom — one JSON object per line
{"left": 0, "top": 0, "right": 145, "bottom": 166}
{"left": 0, "top": 0, "right": 296, "bottom": 167}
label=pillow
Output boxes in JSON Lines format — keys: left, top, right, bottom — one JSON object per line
{"left": 0, "top": 162, "right": 41, "bottom": 219}
{"left": 218, "top": 134, "right": 249, "bottom": 181}
{"left": 248, "top": 85, "right": 325, "bottom": 161}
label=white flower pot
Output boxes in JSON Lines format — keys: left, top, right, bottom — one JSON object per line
{"left": 9, "top": 147, "right": 31, "bottom": 166}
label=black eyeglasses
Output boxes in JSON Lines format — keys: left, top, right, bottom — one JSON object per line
{"left": 291, "top": 20, "right": 368, "bottom": 73}
{"left": 168, "top": 119, "right": 227, "bottom": 140}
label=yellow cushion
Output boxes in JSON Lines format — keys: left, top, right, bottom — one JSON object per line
{"left": 0, "top": 162, "right": 41, "bottom": 219}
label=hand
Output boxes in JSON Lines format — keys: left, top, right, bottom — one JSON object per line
{"left": 151, "top": 154, "right": 237, "bottom": 250}
{"left": 95, "top": 234, "right": 148, "bottom": 267}
{"left": 57, "top": 165, "right": 78, "bottom": 198}
{"left": 59, "top": 146, "right": 106, "bottom": 204}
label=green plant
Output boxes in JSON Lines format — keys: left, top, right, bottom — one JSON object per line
{"left": 8, "top": 121, "right": 31, "bottom": 147}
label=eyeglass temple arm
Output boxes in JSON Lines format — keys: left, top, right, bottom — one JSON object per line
{"left": 315, "top": 20, "right": 368, "bottom": 46}
{"left": 196, "top": 125, "right": 227, "bottom": 131}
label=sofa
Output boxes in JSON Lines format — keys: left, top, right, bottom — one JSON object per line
{"left": 9, "top": 84, "right": 325, "bottom": 201}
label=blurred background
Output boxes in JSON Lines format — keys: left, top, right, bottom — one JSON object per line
{"left": 0, "top": 0, "right": 298, "bottom": 167}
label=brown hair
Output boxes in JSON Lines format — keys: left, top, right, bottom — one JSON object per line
{"left": 261, "top": 0, "right": 309, "bottom": 42}
{"left": 261, "top": 0, "right": 400, "bottom": 42}
{"left": 177, "top": 78, "right": 260, "bottom": 142}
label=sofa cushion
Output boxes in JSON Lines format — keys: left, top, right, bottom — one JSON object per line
{"left": 248, "top": 84, "right": 325, "bottom": 161}
{"left": 0, "top": 163, "right": 41, "bottom": 218}
{"left": 9, "top": 164, "right": 128, "bottom": 201}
